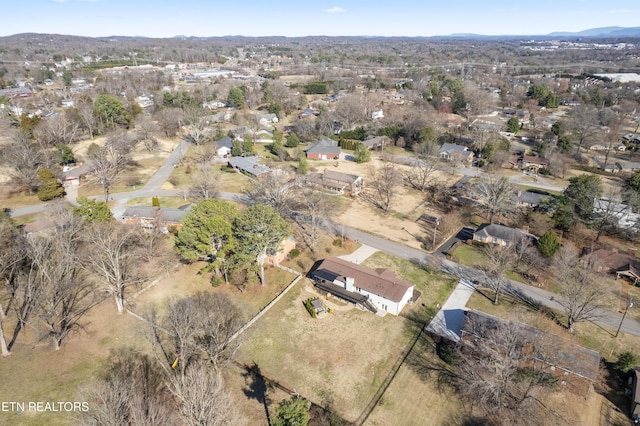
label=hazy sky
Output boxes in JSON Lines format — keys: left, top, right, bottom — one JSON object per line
{"left": 3, "top": 0, "right": 640, "bottom": 38}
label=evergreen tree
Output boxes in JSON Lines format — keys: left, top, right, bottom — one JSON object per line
{"left": 56, "top": 143, "right": 75, "bottom": 165}
{"left": 226, "top": 87, "right": 245, "bottom": 109}
{"left": 536, "top": 230, "right": 560, "bottom": 258}
{"left": 353, "top": 144, "right": 371, "bottom": 163}
{"left": 271, "top": 397, "right": 310, "bottom": 426}
{"left": 286, "top": 133, "right": 300, "bottom": 148}
{"left": 37, "top": 168, "right": 65, "bottom": 201}
{"left": 72, "top": 196, "right": 113, "bottom": 222}
{"left": 297, "top": 154, "right": 309, "bottom": 175}
{"left": 231, "top": 139, "right": 243, "bottom": 157}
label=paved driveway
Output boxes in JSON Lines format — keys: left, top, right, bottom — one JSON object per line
{"left": 426, "top": 279, "right": 476, "bottom": 342}
{"left": 436, "top": 226, "right": 475, "bottom": 255}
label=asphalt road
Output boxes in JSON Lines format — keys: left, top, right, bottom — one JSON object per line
{"left": 329, "top": 221, "right": 640, "bottom": 337}
{"left": 8, "top": 142, "right": 640, "bottom": 338}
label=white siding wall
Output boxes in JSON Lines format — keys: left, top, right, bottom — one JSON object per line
{"left": 345, "top": 277, "right": 355, "bottom": 292}
{"left": 363, "top": 286, "right": 414, "bottom": 316}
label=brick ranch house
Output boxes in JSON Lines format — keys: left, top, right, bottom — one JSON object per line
{"left": 306, "top": 169, "right": 363, "bottom": 196}
{"left": 309, "top": 257, "right": 414, "bottom": 316}
{"left": 473, "top": 223, "right": 538, "bottom": 247}
{"left": 306, "top": 139, "right": 341, "bottom": 160}
{"left": 121, "top": 206, "right": 188, "bottom": 232}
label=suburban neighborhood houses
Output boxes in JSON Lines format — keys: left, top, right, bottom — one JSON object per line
{"left": 3, "top": 26, "right": 640, "bottom": 426}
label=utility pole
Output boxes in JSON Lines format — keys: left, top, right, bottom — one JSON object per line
{"left": 616, "top": 299, "right": 633, "bottom": 338}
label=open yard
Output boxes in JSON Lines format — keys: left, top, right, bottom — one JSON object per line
{"left": 237, "top": 251, "right": 458, "bottom": 424}
{"left": 0, "top": 252, "right": 298, "bottom": 426}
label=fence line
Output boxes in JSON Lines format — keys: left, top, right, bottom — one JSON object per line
{"left": 229, "top": 265, "right": 303, "bottom": 342}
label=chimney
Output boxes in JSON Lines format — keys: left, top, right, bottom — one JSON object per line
{"left": 628, "top": 247, "right": 638, "bottom": 257}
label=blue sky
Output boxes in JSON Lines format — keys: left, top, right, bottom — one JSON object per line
{"left": 2, "top": 0, "right": 639, "bottom": 38}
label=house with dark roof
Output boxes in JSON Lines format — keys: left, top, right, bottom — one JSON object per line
{"left": 310, "top": 257, "right": 414, "bottom": 316}
{"left": 473, "top": 223, "right": 537, "bottom": 247}
{"left": 461, "top": 310, "right": 600, "bottom": 397}
{"left": 517, "top": 190, "right": 549, "bottom": 208}
{"left": 227, "top": 156, "right": 271, "bottom": 180}
{"left": 306, "top": 139, "right": 341, "bottom": 160}
{"left": 439, "top": 143, "right": 473, "bottom": 164}
{"left": 506, "top": 152, "right": 549, "bottom": 172}
{"left": 215, "top": 136, "right": 234, "bottom": 158}
{"left": 586, "top": 248, "right": 640, "bottom": 283}
{"left": 361, "top": 136, "right": 388, "bottom": 150}
{"left": 306, "top": 168, "right": 363, "bottom": 196}
{"left": 121, "top": 206, "right": 189, "bottom": 232}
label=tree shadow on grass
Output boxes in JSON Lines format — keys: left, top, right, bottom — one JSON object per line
{"left": 402, "top": 305, "right": 457, "bottom": 393}
{"left": 596, "top": 360, "right": 633, "bottom": 425}
{"left": 241, "top": 362, "right": 272, "bottom": 424}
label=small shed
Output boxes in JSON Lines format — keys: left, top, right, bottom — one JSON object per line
{"left": 311, "top": 299, "right": 327, "bottom": 315}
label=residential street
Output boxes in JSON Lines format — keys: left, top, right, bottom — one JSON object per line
{"left": 7, "top": 141, "right": 640, "bottom": 339}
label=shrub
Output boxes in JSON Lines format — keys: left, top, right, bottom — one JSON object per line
{"left": 210, "top": 276, "right": 223, "bottom": 287}
{"left": 289, "top": 248, "right": 301, "bottom": 259}
{"left": 615, "top": 351, "right": 638, "bottom": 375}
{"left": 303, "top": 298, "right": 317, "bottom": 318}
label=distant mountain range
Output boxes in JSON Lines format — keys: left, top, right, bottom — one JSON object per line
{"left": 3, "top": 27, "right": 640, "bottom": 41}
{"left": 447, "top": 26, "right": 640, "bottom": 39}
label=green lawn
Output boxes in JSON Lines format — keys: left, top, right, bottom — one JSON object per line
{"left": 126, "top": 196, "right": 190, "bottom": 208}
{"left": 449, "top": 243, "right": 488, "bottom": 267}
{"left": 361, "top": 251, "right": 457, "bottom": 308}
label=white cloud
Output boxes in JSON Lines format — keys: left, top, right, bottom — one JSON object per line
{"left": 51, "top": 0, "right": 67, "bottom": 3}
{"left": 608, "top": 9, "right": 639, "bottom": 14}
{"left": 325, "top": 6, "right": 346, "bottom": 13}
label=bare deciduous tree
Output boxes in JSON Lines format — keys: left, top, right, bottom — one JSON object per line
{"left": 244, "top": 172, "right": 298, "bottom": 217}
{"left": 554, "top": 244, "right": 611, "bottom": 333}
{"left": 568, "top": 104, "right": 599, "bottom": 154}
{"left": 334, "top": 94, "right": 366, "bottom": 130}
{"left": 30, "top": 207, "right": 101, "bottom": 349}
{"left": 34, "top": 113, "right": 81, "bottom": 146}
{"left": 148, "top": 292, "right": 243, "bottom": 375}
{"left": 135, "top": 114, "right": 161, "bottom": 151}
{"left": 155, "top": 108, "right": 183, "bottom": 138}
{"left": 473, "top": 175, "right": 517, "bottom": 223}
{"left": 182, "top": 106, "right": 209, "bottom": 145}
{"left": 403, "top": 150, "right": 437, "bottom": 192}
{"left": 76, "top": 100, "right": 100, "bottom": 138}
{"left": 83, "top": 223, "right": 146, "bottom": 314}
{"left": 166, "top": 361, "right": 241, "bottom": 426}
{"left": 88, "top": 132, "right": 135, "bottom": 201}
{"left": 481, "top": 243, "right": 515, "bottom": 305}
{"left": 79, "top": 348, "right": 177, "bottom": 426}
{"left": 188, "top": 163, "right": 221, "bottom": 201}
{"left": 293, "top": 187, "right": 336, "bottom": 251}
{"left": 0, "top": 211, "right": 29, "bottom": 356}
{"left": 363, "top": 161, "right": 401, "bottom": 212}
{"left": 454, "top": 316, "right": 553, "bottom": 424}
{"left": 0, "top": 130, "right": 47, "bottom": 193}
